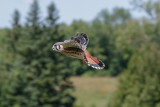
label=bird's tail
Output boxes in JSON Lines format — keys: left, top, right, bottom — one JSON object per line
{"left": 82, "top": 50, "right": 105, "bottom": 69}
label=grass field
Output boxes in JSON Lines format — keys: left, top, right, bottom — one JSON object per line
{"left": 71, "top": 77, "right": 118, "bottom": 107}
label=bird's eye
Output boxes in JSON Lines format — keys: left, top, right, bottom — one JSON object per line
{"left": 56, "top": 45, "right": 61, "bottom": 50}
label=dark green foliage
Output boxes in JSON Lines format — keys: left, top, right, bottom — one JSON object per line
{"left": 1, "top": 0, "right": 160, "bottom": 106}
{"left": 90, "top": 7, "right": 132, "bottom": 76}
{"left": 109, "top": 44, "right": 160, "bottom": 107}
{"left": 109, "top": 1, "right": 160, "bottom": 106}
{"left": 1, "top": 10, "right": 22, "bottom": 72}
{"left": 0, "top": 1, "right": 74, "bottom": 107}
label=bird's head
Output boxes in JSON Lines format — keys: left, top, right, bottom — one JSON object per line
{"left": 52, "top": 42, "right": 64, "bottom": 52}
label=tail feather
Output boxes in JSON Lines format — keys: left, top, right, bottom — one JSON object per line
{"left": 83, "top": 50, "right": 105, "bottom": 69}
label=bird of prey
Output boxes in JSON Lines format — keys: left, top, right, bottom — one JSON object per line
{"left": 52, "top": 33, "right": 105, "bottom": 69}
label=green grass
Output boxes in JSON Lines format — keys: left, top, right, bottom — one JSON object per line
{"left": 71, "top": 77, "right": 118, "bottom": 107}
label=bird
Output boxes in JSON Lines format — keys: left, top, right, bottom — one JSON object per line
{"left": 52, "top": 33, "right": 105, "bottom": 69}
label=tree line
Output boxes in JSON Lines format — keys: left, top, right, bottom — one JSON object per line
{"left": 0, "top": 0, "right": 160, "bottom": 106}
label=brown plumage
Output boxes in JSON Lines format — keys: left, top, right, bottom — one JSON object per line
{"left": 52, "top": 33, "right": 105, "bottom": 69}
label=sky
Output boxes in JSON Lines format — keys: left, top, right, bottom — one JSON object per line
{"left": 0, "top": 0, "right": 145, "bottom": 28}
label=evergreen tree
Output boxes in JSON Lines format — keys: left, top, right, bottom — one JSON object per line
{"left": 109, "top": 43, "right": 160, "bottom": 107}
{"left": 46, "top": 2, "right": 59, "bottom": 26}
{"left": 26, "top": 0, "right": 41, "bottom": 35}
{"left": 12, "top": 9, "right": 21, "bottom": 28}
{"left": 26, "top": 0, "right": 41, "bottom": 27}
{"left": 11, "top": 9, "right": 21, "bottom": 50}
{"left": 0, "top": 1, "right": 75, "bottom": 107}
{"left": 2, "top": 9, "right": 21, "bottom": 72}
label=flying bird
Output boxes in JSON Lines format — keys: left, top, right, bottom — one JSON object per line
{"left": 52, "top": 33, "right": 105, "bottom": 69}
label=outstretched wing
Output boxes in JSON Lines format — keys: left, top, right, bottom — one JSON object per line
{"left": 72, "top": 33, "right": 89, "bottom": 49}
{"left": 61, "top": 33, "right": 89, "bottom": 50}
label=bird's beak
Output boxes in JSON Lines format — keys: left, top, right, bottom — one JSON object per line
{"left": 52, "top": 45, "right": 55, "bottom": 50}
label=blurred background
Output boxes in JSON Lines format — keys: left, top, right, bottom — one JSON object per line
{"left": 0, "top": 0, "right": 160, "bottom": 107}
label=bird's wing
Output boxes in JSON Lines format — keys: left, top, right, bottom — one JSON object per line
{"left": 61, "top": 33, "right": 89, "bottom": 50}
{"left": 82, "top": 50, "right": 105, "bottom": 69}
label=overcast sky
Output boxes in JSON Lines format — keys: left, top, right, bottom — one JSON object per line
{"left": 0, "top": 0, "right": 145, "bottom": 28}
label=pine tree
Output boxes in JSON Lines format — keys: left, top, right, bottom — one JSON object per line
{"left": 0, "top": 1, "right": 75, "bottom": 107}
{"left": 12, "top": 9, "right": 21, "bottom": 28}
{"left": 26, "top": 0, "right": 41, "bottom": 36}
{"left": 26, "top": 0, "right": 40, "bottom": 27}
{"left": 2, "top": 9, "right": 21, "bottom": 72}
{"left": 46, "top": 2, "right": 59, "bottom": 26}
{"left": 11, "top": 9, "right": 21, "bottom": 49}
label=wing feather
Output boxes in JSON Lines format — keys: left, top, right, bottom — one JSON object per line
{"left": 61, "top": 33, "right": 89, "bottom": 50}
{"left": 63, "top": 39, "right": 82, "bottom": 49}
{"left": 83, "top": 50, "right": 105, "bottom": 69}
